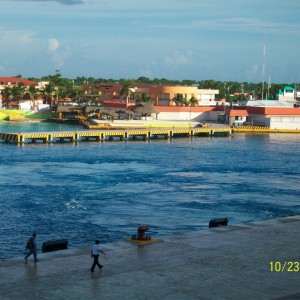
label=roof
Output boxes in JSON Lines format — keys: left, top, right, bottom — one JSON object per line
{"left": 227, "top": 109, "right": 248, "bottom": 117}
{"left": 283, "top": 86, "right": 295, "bottom": 91}
{"left": 54, "top": 105, "right": 80, "bottom": 113}
{"left": 0, "top": 77, "right": 38, "bottom": 86}
{"left": 241, "top": 100, "right": 294, "bottom": 107}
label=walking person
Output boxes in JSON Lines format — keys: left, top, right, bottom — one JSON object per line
{"left": 90, "top": 240, "right": 105, "bottom": 272}
{"left": 24, "top": 233, "right": 38, "bottom": 263}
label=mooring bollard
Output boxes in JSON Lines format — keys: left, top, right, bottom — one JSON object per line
{"left": 209, "top": 218, "right": 228, "bottom": 228}
{"left": 131, "top": 225, "right": 151, "bottom": 240}
{"left": 42, "top": 239, "right": 68, "bottom": 253}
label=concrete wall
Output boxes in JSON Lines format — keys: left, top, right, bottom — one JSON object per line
{"left": 270, "top": 116, "right": 300, "bottom": 129}
{"left": 156, "top": 111, "right": 203, "bottom": 121}
{"left": 247, "top": 114, "right": 300, "bottom": 129}
{"left": 156, "top": 110, "right": 223, "bottom": 122}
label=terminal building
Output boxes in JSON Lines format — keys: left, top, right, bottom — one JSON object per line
{"left": 77, "top": 82, "right": 300, "bottom": 130}
{"left": 83, "top": 83, "right": 220, "bottom": 106}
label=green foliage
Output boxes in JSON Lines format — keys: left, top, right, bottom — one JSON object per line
{"left": 120, "top": 79, "right": 135, "bottom": 99}
{"left": 27, "top": 77, "right": 40, "bottom": 82}
{"left": 136, "top": 92, "right": 152, "bottom": 103}
{"left": 25, "top": 113, "right": 55, "bottom": 119}
{"left": 136, "top": 77, "right": 152, "bottom": 84}
{"left": 3, "top": 74, "right": 298, "bottom": 104}
{"left": 173, "top": 94, "right": 185, "bottom": 106}
{"left": 189, "top": 96, "right": 198, "bottom": 107}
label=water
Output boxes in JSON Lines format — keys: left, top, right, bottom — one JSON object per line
{"left": 0, "top": 121, "right": 299, "bottom": 260}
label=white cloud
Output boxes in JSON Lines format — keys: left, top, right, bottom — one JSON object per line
{"left": 52, "top": 45, "right": 71, "bottom": 68}
{"left": 47, "top": 38, "right": 71, "bottom": 69}
{"left": 48, "top": 38, "right": 60, "bottom": 52}
{"left": 0, "top": 28, "right": 35, "bottom": 46}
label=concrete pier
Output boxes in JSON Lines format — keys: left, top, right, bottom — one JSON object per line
{"left": 0, "top": 216, "right": 299, "bottom": 299}
{"left": 0, "top": 127, "right": 231, "bottom": 144}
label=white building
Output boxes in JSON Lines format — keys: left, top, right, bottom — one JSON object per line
{"left": 277, "top": 86, "right": 296, "bottom": 102}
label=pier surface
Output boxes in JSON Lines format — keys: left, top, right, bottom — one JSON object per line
{"left": 0, "top": 216, "right": 299, "bottom": 299}
{"left": 0, "top": 127, "right": 231, "bottom": 143}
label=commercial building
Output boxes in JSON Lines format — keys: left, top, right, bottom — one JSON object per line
{"left": 276, "top": 86, "right": 296, "bottom": 102}
{"left": 83, "top": 83, "right": 219, "bottom": 106}
{"left": 84, "top": 83, "right": 300, "bottom": 129}
{"left": 0, "top": 77, "right": 39, "bottom": 88}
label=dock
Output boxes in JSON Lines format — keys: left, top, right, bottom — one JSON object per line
{"left": 0, "top": 127, "right": 231, "bottom": 144}
{"left": 233, "top": 126, "right": 300, "bottom": 133}
{"left": 0, "top": 216, "right": 299, "bottom": 299}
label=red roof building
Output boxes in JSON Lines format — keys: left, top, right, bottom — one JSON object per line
{"left": 223, "top": 106, "right": 300, "bottom": 129}
{"left": 0, "top": 77, "right": 38, "bottom": 87}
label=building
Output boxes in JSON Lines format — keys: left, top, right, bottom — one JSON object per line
{"left": 154, "top": 105, "right": 224, "bottom": 122}
{"left": 220, "top": 101, "right": 300, "bottom": 129}
{"left": 82, "top": 83, "right": 219, "bottom": 106}
{"left": 276, "top": 86, "right": 296, "bottom": 102}
{"left": 0, "top": 77, "right": 39, "bottom": 89}
{"left": 244, "top": 106, "right": 300, "bottom": 129}
{"left": 223, "top": 109, "right": 248, "bottom": 126}
{"left": 0, "top": 77, "right": 45, "bottom": 111}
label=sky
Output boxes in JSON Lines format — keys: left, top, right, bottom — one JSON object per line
{"left": 1, "top": 0, "right": 300, "bottom": 83}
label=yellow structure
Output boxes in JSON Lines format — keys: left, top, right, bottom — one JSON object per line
{"left": 0, "top": 127, "right": 232, "bottom": 144}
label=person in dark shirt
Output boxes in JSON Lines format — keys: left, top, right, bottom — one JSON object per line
{"left": 24, "top": 233, "right": 38, "bottom": 263}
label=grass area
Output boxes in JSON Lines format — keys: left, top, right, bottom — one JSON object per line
{"left": 24, "top": 113, "right": 55, "bottom": 119}
{"left": 0, "top": 109, "right": 25, "bottom": 120}
{"left": 0, "top": 111, "right": 9, "bottom": 121}
{"left": 0, "top": 109, "right": 55, "bottom": 120}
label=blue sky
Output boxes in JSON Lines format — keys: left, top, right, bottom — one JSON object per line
{"left": 1, "top": 0, "right": 300, "bottom": 83}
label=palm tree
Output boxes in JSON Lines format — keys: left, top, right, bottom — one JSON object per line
{"left": 14, "top": 83, "right": 27, "bottom": 101}
{"left": 43, "top": 84, "right": 56, "bottom": 107}
{"left": 136, "top": 92, "right": 152, "bottom": 104}
{"left": 189, "top": 96, "right": 198, "bottom": 107}
{"left": 120, "top": 80, "right": 135, "bottom": 103}
{"left": 1, "top": 86, "right": 13, "bottom": 108}
{"left": 26, "top": 85, "right": 41, "bottom": 111}
{"left": 72, "top": 88, "right": 85, "bottom": 103}
{"left": 7, "top": 83, "right": 27, "bottom": 108}
{"left": 172, "top": 93, "right": 185, "bottom": 106}
{"left": 89, "top": 89, "right": 100, "bottom": 105}
{"left": 42, "top": 73, "right": 74, "bottom": 105}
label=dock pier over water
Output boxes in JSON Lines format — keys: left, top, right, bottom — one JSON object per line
{"left": 0, "top": 127, "right": 231, "bottom": 144}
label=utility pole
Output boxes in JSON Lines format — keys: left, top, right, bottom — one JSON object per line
{"left": 267, "top": 76, "right": 271, "bottom": 100}
{"left": 262, "top": 33, "right": 266, "bottom": 100}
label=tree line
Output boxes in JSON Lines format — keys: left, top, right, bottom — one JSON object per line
{"left": 29, "top": 74, "right": 298, "bottom": 101}
{"left": 2, "top": 74, "right": 298, "bottom": 110}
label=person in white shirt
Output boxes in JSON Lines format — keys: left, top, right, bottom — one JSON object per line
{"left": 90, "top": 240, "right": 105, "bottom": 272}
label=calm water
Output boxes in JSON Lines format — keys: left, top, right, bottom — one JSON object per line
{"left": 0, "top": 121, "right": 299, "bottom": 260}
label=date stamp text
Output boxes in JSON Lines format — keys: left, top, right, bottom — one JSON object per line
{"left": 269, "top": 261, "right": 299, "bottom": 272}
